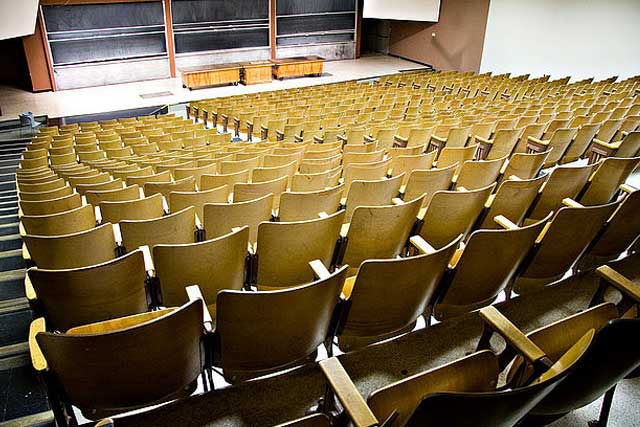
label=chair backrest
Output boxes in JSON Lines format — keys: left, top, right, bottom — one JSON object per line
{"left": 154, "top": 227, "right": 248, "bottom": 308}
{"left": 28, "top": 249, "right": 149, "bottom": 331}
{"left": 144, "top": 176, "right": 196, "bottom": 198}
{"left": 263, "top": 153, "right": 302, "bottom": 168}
{"left": 343, "top": 158, "right": 392, "bottom": 191}
{"left": 343, "top": 174, "right": 404, "bottom": 221}
{"left": 486, "top": 129, "right": 522, "bottom": 160}
{"left": 126, "top": 170, "right": 172, "bottom": 187}
{"left": 561, "top": 123, "right": 600, "bottom": 163}
{"left": 256, "top": 211, "right": 345, "bottom": 288}
{"left": 342, "top": 150, "right": 385, "bottom": 168}
{"left": 340, "top": 235, "right": 460, "bottom": 350}
{"left": 342, "top": 195, "right": 424, "bottom": 270}
{"left": 21, "top": 204, "right": 96, "bottom": 236}
{"left": 456, "top": 157, "right": 506, "bottom": 191}
{"left": 99, "top": 193, "right": 164, "bottom": 224}
{"left": 480, "top": 175, "right": 547, "bottom": 229}
{"left": 18, "top": 185, "right": 74, "bottom": 201}
{"left": 19, "top": 193, "right": 82, "bottom": 216}
{"left": 216, "top": 265, "right": 348, "bottom": 382}
{"left": 168, "top": 186, "right": 228, "bottom": 219}
{"left": 434, "top": 216, "right": 549, "bottom": 320}
{"left": 200, "top": 169, "right": 249, "bottom": 194}
{"left": 515, "top": 201, "right": 619, "bottom": 293}
{"left": 595, "top": 118, "right": 623, "bottom": 143}
{"left": 24, "top": 223, "right": 116, "bottom": 269}
{"left": 579, "top": 156, "right": 640, "bottom": 205}
{"left": 543, "top": 128, "right": 579, "bottom": 166}
{"left": 290, "top": 170, "right": 332, "bottom": 192}
{"left": 173, "top": 163, "right": 218, "bottom": 187}
{"left": 616, "top": 131, "right": 640, "bottom": 158}
{"left": 220, "top": 157, "right": 260, "bottom": 175}
{"left": 437, "top": 145, "right": 478, "bottom": 174}
{"left": 514, "top": 123, "right": 546, "bottom": 153}
{"left": 404, "top": 163, "right": 457, "bottom": 207}
{"left": 420, "top": 184, "right": 495, "bottom": 248}
{"left": 19, "top": 177, "right": 66, "bottom": 193}
{"left": 75, "top": 179, "right": 124, "bottom": 195}
{"left": 234, "top": 175, "right": 288, "bottom": 210}
{"left": 390, "top": 152, "right": 436, "bottom": 185}
{"left": 279, "top": 184, "right": 344, "bottom": 222}
{"left": 299, "top": 155, "right": 342, "bottom": 174}
{"left": 252, "top": 161, "right": 297, "bottom": 184}
{"left": 85, "top": 185, "right": 141, "bottom": 206}
{"left": 502, "top": 149, "right": 550, "bottom": 181}
{"left": 444, "top": 126, "right": 472, "bottom": 148}
{"left": 203, "top": 193, "right": 273, "bottom": 244}
{"left": 119, "top": 207, "right": 196, "bottom": 251}
{"left": 37, "top": 301, "right": 204, "bottom": 415}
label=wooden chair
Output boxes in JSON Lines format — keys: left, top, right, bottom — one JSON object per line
{"left": 153, "top": 227, "right": 248, "bottom": 313}
{"left": 342, "top": 150, "right": 385, "bottom": 169}
{"left": 203, "top": 193, "right": 273, "bottom": 244}
{"left": 342, "top": 158, "right": 392, "bottom": 191}
{"left": 173, "top": 163, "right": 218, "bottom": 187}
{"left": 513, "top": 200, "right": 619, "bottom": 294}
{"left": 26, "top": 249, "right": 149, "bottom": 331}
{"left": 212, "top": 264, "right": 347, "bottom": 383}
{"left": 480, "top": 175, "right": 547, "bottom": 229}
{"left": 19, "top": 193, "right": 82, "bottom": 216}
{"left": 475, "top": 129, "right": 522, "bottom": 160}
{"left": 436, "top": 145, "right": 478, "bottom": 175}
{"left": 23, "top": 223, "right": 117, "bottom": 269}
{"left": 18, "top": 186, "right": 74, "bottom": 202}
{"left": 433, "top": 215, "right": 549, "bottom": 320}
{"left": 526, "top": 163, "right": 597, "bottom": 221}
{"left": 578, "top": 156, "right": 640, "bottom": 205}
{"left": 21, "top": 205, "right": 96, "bottom": 236}
{"left": 419, "top": 184, "right": 495, "bottom": 248}
{"left": 336, "top": 235, "right": 460, "bottom": 351}
{"left": 19, "top": 178, "right": 66, "bottom": 194}
{"left": 560, "top": 123, "right": 600, "bottom": 163}
{"left": 402, "top": 163, "right": 457, "bottom": 207}
{"left": 502, "top": 150, "right": 551, "bottom": 180}
{"left": 513, "top": 123, "right": 546, "bottom": 154}
{"left": 144, "top": 176, "right": 196, "bottom": 198}
{"left": 429, "top": 125, "right": 471, "bottom": 154}
{"left": 220, "top": 157, "right": 261, "bottom": 175}
{"left": 390, "top": 152, "right": 436, "bottom": 185}
{"left": 340, "top": 196, "right": 424, "bottom": 275}
{"left": 279, "top": 185, "right": 344, "bottom": 222}
{"left": 31, "top": 300, "right": 206, "bottom": 425}
{"left": 233, "top": 175, "right": 288, "bottom": 210}
{"left": 119, "top": 207, "right": 197, "bottom": 252}
{"left": 85, "top": 185, "right": 141, "bottom": 206}
{"left": 126, "top": 170, "right": 173, "bottom": 187}
{"left": 75, "top": 179, "right": 124, "bottom": 195}
{"left": 252, "top": 161, "right": 297, "bottom": 185}
{"left": 200, "top": 169, "right": 249, "bottom": 196}
{"left": 343, "top": 174, "right": 404, "bottom": 222}
{"left": 99, "top": 193, "right": 164, "bottom": 224}
{"left": 527, "top": 128, "right": 578, "bottom": 168}
{"left": 290, "top": 169, "right": 337, "bottom": 192}
{"left": 455, "top": 156, "right": 506, "bottom": 191}
{"left": 168, "top": 186, "right": 228, "bottom": 219}
{"left": 254, "top": 211, "right": 345, "bottom": 289}
{"left": 299, "top": 155, "right": 342, "bottom": 174}
{"left": 589, "top": 131, "right": 640, "bottom": 163}
{"left": 263, "top": 153, "right": 303, "bottom": 168}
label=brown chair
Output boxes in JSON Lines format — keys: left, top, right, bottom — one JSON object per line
{"left": 18, "top": 186, "right": 74, "bottom": 202}
{"left": 85, "top": 185, "right": 141, "bottom": 206}
{"left": 21, "top": 205, "right": 96, "bottom": 236}
{"left": 475, "top": 128, "right": 522, "bottom": 160}
{"left": 343, "top": 174, "right": 404, "bottom": 222}
{"left": 19, "top": 193, "right": 82, "bottom": 216}
{"left": 480, "top": 175, "right": 547, "bottom": 229}
{"left": 527, "top": 128, "right": 578, "bottom": 168}
{"left": 144, "top": 176, "right": 197, "bottom": 198}
{"left": 389, "top": 152, "right": 436, "bottom": 185}
{"left": 501, "top": 150, "right": 551, "bottom": 180}
{"left": 119, "top": 207, "right": 197, "bottom": 252}
{"left": 578, "top": 156, "right": 640, "bottom": 205}
{"left": 436, "top": 144, "right": 478, "bottom": 175}
{"left": 279, "top": 185, "right": 344, "bottom": 222}
{"left": 168, "top": 185, "right": 228, "bottom": 219}
{"left": 455, "top": 156, "right": 507, "bottom": 191}
{"left": 99, "top": 193, "right": 164, "bottom": 224}
{"left": 234, "top": 175, "right": 288, "bottom": 210}
{"left": 203, "top": 193, "right": 273, "bottom": 244}
{"left": 200, "top": 169, "right": 250, "bottom": 196}
{"left": 402, "top": 163, "right": 457, "bottom": 207}
{"left": 560, "top": 123, "right": 600, "bottom": 163}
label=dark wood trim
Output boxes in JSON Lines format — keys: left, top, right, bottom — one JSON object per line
{"left": 22, "top": 17, "right": 53, "bottom": 91}
{"left": 269, "top": 0, "right": 276, "bottom": 59}
{"left": 355, "top": 0, "right": 363, "bottom": 58}
{"left": 38, "top": 6, "right": 57, "bottom": 92}
{"left": 163, "top": 0, "right": 176, "bottom": 77}
{"left": 41, "top": 0, "right": 158, "bottom": 5}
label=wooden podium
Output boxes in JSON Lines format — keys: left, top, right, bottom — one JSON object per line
{"left": 271, "top": 56, "right": 325, "bottom": 80}
{"left": 180, "top": 63, "right": 241, "bottom": 90}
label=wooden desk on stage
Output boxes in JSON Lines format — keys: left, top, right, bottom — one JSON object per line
{"left": 180, "top": 63, "right": 241, "bottom": 90}
{"left": 240, "top": 60, "right": 273, "bottom": 85}
{"left": 271, "top": 56, "right": 325, "bottom": 80}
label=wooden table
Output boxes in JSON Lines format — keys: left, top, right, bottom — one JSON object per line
{"left": 271, "top": 56, "right": 325, "bottom": 80}
{"left": 180, "top": 63, "right": 241, "bottom": 90}
{"left": 240, "top": 60, "right": 273, "bottom": 85}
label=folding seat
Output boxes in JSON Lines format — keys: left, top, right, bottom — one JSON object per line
{"left": 475, "top": 128, "right": 522, "bottom": 160}
{"left": 233, "top": 175, "right": 287, "bottom": 210}
{"left": 204, "top": 193, "right": 273, "bottom": 244}
{"left": 19, "top": 193, "right": 82, "bottom": 216}
{"left": 153, "top": 227, "right": 248, "bottom": 312}
{"left": 67, "top": 172, "right": 111, "bottom": 188}
{"left": 168, "top": 186, "right": 228, "bottom": 219}
{"left": 342, "top": 158, "right": 391, "bottom": 190}
{"left": 99, "top": 193, "right": 164, "bottom": 224}
{"left": 340, "top": 196, "right": 424, "bottom": 275}
{"left": 593, "top": 118, "right": 623, "bottom": 144}
{"left": 454, "top": 156, "right": 506, "bottom": 191}
{"left": 578, "top": 156, "right": 640, "bottom": 205}
{"left": 23, "top": 223, "right": 118, "bottom": 269}
{"left": 542, "top": 118, "right": 571, "bottom": 138}
{"left": 252, "top": 161, "right": 297, "bottom": 186}
{"left": 200, "top": 169, "right": 249, "bottom": 197}
{"left": 261, "top": 118, "right": 287, "bottom": 142}
{"left": 306, "top": 140, "right": 342, "bottom": 152}
{"left": 18, "top": 177, "right": 66, "bottom": 194}
{"left": 512, "top": 123, "right": 547, "bottom": 153}
{"left": 527, "top": 128, "right": 579, "bottom": 168}
{"left": 303, "top": 147, "right": 341, "bottom": 160}
{"left": 479, "top": 175, "right": 547, "bottom": 229}
{"left": 615, "top": 114, "right": 640, "bottom": 138}
{"left": 513, "top": 200, "right": 619, "bottom": 294}
{"left": 21, "top": 204, "right": 96, "bottom": 236}
{"left": 589, "top": 130, "right": 640, "bottom": 163}
{"left": 436, "top": 144, "right": 478, "bottom": 174}
{"left": 290, "top": 169, "right": 337, "bottom": 192}
{"left": 17, "top": 173, "right": 59, "bottom": 188}
{"left": 144, "top": 176, "right": 196, "bottom": 198}
{"left": 501, "top": 149, "right": 550, "bottom": 181}
{"left": 401, "top": 162, "right": 456, "bottom": 205}
{"left": 210, "top": 264, "right": 347, "bottom": 382}
{"left": 313, "top": 127, "right": 343, "bottom": 144}
{"left": 219, "top": 156, "right": 261, "bottom": 175}
{"left": 336, "top": 235, "right": 459, "bottom": 351}
{"left": 19, "top": 156, "right": 49, "bottom": 170}
{"left": 18, "top": 186, "right": 74, "bottom": 202}
{"left": 429, "top": 125, "right": 472, "bottom": 154}
{"left": 526, "top": 163, "right": 597, "bottom": 222}
{"left": 559, "top": 123, "right": 600, "bottom": 163}
{"left": 299, "top": 155, "right": 342, "bottom": 174}
{"left": 419, "top": 184, "right": 495, "bottom": 248}
{"left": 75, "top": 179, "right": 124, "bottom": 195}
{"left": 30, "top": 300, "right": 206, "bottom": 426}
{"left": 388, "top": 151, "right": 436, "bottom": 186}
{"left": 263, "top": 152, "right": 303, "bottom": 168}
{"left": 336, "top": 127, "right": 367, "bottom": 145}
{"left": 342, "top": 150, "right": 385, "bottom": 169}
{"left": 433, "top": 215, "right": 549, "bottom": 321}
{"left": 343, "top": 174, "right": 404, "bottom": 221}
{"left": 85, "top": 185, "right": 141, "bottom": 206}
{"left": 367, "top": 127, "right": 397, "bottom": 152}
{"left": 119, "top": 207, "right": 197, "bottom": 252}
{"left": 279, "top": 185, "right": 344, "bottom": 222}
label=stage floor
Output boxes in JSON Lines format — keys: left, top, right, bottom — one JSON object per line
{"left": 0, "top": 54, "right": 426, "bottom": 122}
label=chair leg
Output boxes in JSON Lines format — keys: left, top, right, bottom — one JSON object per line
{"left": 589, "top": 385, "right": 617, "bottom": 427}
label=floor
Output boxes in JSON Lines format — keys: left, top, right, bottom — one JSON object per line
{"left": 0, "top": 55, "right": 425, "bottom": 122}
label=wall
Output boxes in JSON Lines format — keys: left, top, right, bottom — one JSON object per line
{"left": 388, "top": 0, "right": 490, "bottom": 72}
{"left": 480, "top": 0, "right": 640, "bottom": 81}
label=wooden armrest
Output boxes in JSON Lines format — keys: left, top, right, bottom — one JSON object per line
{"left": 318, "top": 211, "right": 329, "bottom": 219}
{"left": 479, "top": 306, "right": 551, "bottom": 366}
{"left": 527, "top": 136, "right": 549, "bottom": 146}
{"left": 620, "top": 183, "right": 638, "bottom": 194}
{"left": 294, "top": 135, "right": 304, "bottom": 142}
{"left": 313, "top": 135, "right": 324, "bottom": 143}
{"left": 19, "top": 221, "right": 26, "bottom": 237}
{"left": 340, "top": 222, "right": 350, "bottom": 237}
{"left": 275, "top": 130, "right": 284, "bottom": 137}
{"left": 29, "top": 317, "right": 48, "bottom": 372}
{"left": 22, "top": 242, "right": 31, "bottom": 264}
{"left": 494, "top": 215, "right": 518, "bottom": 230}
{"left": 391, "top": 197, "right": 404, "bottom": 205}
{"left": 310, "top": 259, "right": 331, "bottom": 280}
{"left": 394, "top": 134, "right": 408, "bottom": 143}
{"left": 457, "top": 186, "right": 468, "bottom": 192}
{"left": 474, "top": 135, "right": 492, "bottom": 145}
{"left": 562, "top": 198, "right": 583, "bottom": 208}
{"left": 508, "top": 175, "right": 522, "bottom": 181}
{"left": 597, "top": 265, "right": 640, "bottom": 303}
{"left": 484, "top": 193, "right": 496, "bottom": 208}
{"left": 68, "top": 309, "right": 175, "bottom": 335}
{"left": 319, "top": 358, "right": 379, "bottom": 427}
{"left": 447, "top": 241, "right": 465, "bottom": 268}
{"left": 430, "top": 134, "right": 446, "bottom": 143}
{"left": 535, "top": 219, "right": 553, "bottom": 244}
{"left": 260, "top": 125, "right": 268, "bottom": 131}
{"left": 410, "top": 235, "right": 436, "bottom": 255}
{"left": 592, "top": 138, "right": 620, "bottom": 150}
{"left": 363, "top": 135, "right": 376, "bottom": 143}
{"left": 95, "top": 419, "right": 114, "bottom": 427}
{"left": 25, "top": 273, "right": 36, "bottom": 302}
{"left": 247, "top": 120, "right": 254, "bottom": 127}
{"left": 186, "top": 285, "right": 214, "bottom": 333}
{"left": 336, "top": 134, "right": 347, "bottom": 142}
{"left": 139, "top": 245, "right": 156, "bottom": 275}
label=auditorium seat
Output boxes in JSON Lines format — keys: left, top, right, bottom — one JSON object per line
{"left": 454, "top": 156, "right": 506, "bottom": 190}
{"left": 436, "top": 144, "right": 479, "bottom": 174}
{"left": 20, "top": 204, "right": 96, "bottom": 236}
{"left": 559, "top": 123, "right": 601, "bottom": 164}
{"left": 119, "top": 206, "right": 197, "bottom": 252}
{"left": 342, "top": 174, "right": 404, "bottom": 221}
{"left": 144, "top": 176, "right": 197, "bottom": 198}
{"left": 527, "top": 128, "right": 578, "bottom": 167}
{"left": 480, "top": 175, "right": 547, "bottom": 229}
{"left": 19, "top": 192, "right": 82, "bottom": 216}
{"left": 85, "top": 185, "right": 141, "bottom": 206}
{"left": 402, "top": 163, "right": 457, "bottom": 207}
{"left": 168, "top": 186, "right": 228, "bottom": 218}
{"left": 233, "top": 175, "right": 288, "bottom": 210}
{"left": 279, "top": 185, "right": 344, "bottom": 222}
{"left": 578, "top": 156, "right": 640, "bottom": 205}
{"left": 203, "top": 193, "right": 273, "bottom": 244}
{"left": 100, "top": 193, "right": 164, "bottom": 223}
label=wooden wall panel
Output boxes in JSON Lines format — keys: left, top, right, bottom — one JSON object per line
{"left": 22, "top": 12, "right": 53, "bottom": 91}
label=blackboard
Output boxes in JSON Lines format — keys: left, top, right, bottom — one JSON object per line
{"left": 50, "top": 34, "right": 167, "bottom": 66}
{"left": 175, "top": 29, "right": 269, "bottom": 53}
{"left": 276, "top": 0, "right": 356, "bottom": 15}
{"left": 277, "top": 14, "right": 355, "bottom": 35}
{"left": 43, "top": 3, "right": 164, "bottom": 32}
{"left": 172, "top": 0, "right": 269, "bottom": 23}
{"left": 277, "top": 33, "right": 353, "bottom": 46}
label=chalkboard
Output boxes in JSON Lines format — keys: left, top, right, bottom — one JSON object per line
{"left": 277, "top": 14, "right": 355, "bottom": 35}
{"left": 172, "top": 0, "right": 269, "bottom": 23}
{"left": 276, "top": 0, "right": 356, "bottom": 15}
{"left": 277, "top": 33, "right": 354, "bottom": 46}
{"left": 43, "top": 3, "right": 164, "bottom": 32}
{"left": 175, "top": 29, "right": 269, "bottom": 53}
{"left": 50, "top": 34, "right": 167, "bottom": 66}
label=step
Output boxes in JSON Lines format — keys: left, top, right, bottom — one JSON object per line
{"left": 0, "top": 147, "right": 26, "bottom": 155}
{"left": 0, "top": 200, "right": 18, "bottom": 210}
{"left": 0, "top": 309, "right": 31, "bottom": 348}
{"left": 0, "top": 214, "right": 18, "bottom": 225}
{"left": 0, "top": 362, "right": 51, "bottom": 424}
{"left": 0, "top": 181, "right": 16, "bottom": 192}
{"left": 0, "top": 249, "right": 24, "bottom": 272}
{"left": 0, "top": 411, "right": 55, "bottom": 427}
{"left": 0, "top": 223, "right": 19, "bottom": 236}
{"left": 0, "top": 235, "right": 22, "bottom": 251}
{"left": 0, "top": 160, "right": 19, "bottom": 169}
{"left": 0, "top": 167, "right": 18, "bottom": 176}
{"left": 0, "top": 192, "right": 17, "bottom": 202}
{"left": 0, "top": 153, "right": 22, "bottom": 161}
{"left": 0, "top": 270, "right": 26, "bottom": 301}
{"left": 0, "top": 173, "right": 16, "bottom": 182}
